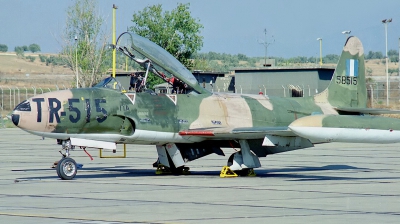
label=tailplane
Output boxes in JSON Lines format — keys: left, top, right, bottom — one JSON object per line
{"left": 314, "top": 36, "right": 367, "bottom": 109}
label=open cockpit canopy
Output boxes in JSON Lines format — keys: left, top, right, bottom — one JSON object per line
{"left": 115, "top": 32, "right": 209, "bottom": 94}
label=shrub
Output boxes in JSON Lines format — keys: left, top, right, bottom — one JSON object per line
{"left": 39, "top": 54, "right": 47, "bottom": 62}
{"left": 25, "top": 56, "right": 36, "bottom": 62}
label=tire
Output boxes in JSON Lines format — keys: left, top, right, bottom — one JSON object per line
{"left": 56, "top": 160, "right": 61, "bottom": 178}
{"left": 56, "top": 157, "right": 77, "bottom": 180}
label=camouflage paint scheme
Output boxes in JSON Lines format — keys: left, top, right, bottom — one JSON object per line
{"left": 12, "top": 35, "right": 397, "bottom": 175}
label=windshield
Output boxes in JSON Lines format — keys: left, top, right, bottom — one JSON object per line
{"left": 93, "top": 77, "right": 125, "bottom": 92}
{"left": 116, "top": 32, "right": 208, "bottom": 94}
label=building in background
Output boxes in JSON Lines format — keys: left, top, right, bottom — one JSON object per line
{"left": 234, "top": 67, "right": 334, "bottom": 97}
{"left": 112, "top": 66, "right": 334, "bottom": 97}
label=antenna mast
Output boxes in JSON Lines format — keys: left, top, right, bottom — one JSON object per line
{"left": 258, "top": 28, "right": 275, "bottom": 66}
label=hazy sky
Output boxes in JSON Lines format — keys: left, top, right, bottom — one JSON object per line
{"left": 1, "top": 0, "right": 400, "bottom": 58}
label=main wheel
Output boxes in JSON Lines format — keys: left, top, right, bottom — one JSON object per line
{"left": 56, "top": 157, "right": 77, "bottom": 180}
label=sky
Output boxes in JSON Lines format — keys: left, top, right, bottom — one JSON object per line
{"left": 1, "top": 0, "right": 400, "bottom": 58}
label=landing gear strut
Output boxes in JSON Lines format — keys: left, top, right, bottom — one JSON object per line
{"left": 221, "top": 140, "right": 261, "bottom": 178}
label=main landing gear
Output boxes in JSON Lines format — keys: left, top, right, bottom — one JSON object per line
{"left": 154, "top": 140, "right": 261, "bottom": 178}
{"left": 220, "top": 140, "right": 261, "bottom": 178}
{"left": 153, "top": 159, "right": 191, "bottom": 175}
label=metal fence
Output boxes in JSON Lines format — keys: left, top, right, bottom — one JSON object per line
{"left": 368, "top": 82, "right": 400, "bottom": 107}
{"left": 0, "top": 85, "right": 70, "bottom": 111}
{"left": 227, "top": 84, "right": 320, "bottom": 97}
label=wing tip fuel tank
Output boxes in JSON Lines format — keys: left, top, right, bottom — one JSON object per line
{"left": 289, "top": 115, "right": 400, "bottom": 144}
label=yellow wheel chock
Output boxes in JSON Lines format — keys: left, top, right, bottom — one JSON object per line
{"left": 220, "top": 166, "right": 238, "bottom": 178}
{"left": 246, "top": 169, "right": 257, "bottom": 177}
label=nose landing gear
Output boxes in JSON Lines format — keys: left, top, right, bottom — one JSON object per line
{"left": 55, "top": 140, "right": 78, "bottom": 180}
{"left": 56, "top": 157, "right": 77, "bottom": 180}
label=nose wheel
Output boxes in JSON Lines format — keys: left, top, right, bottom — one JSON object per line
{"left": 56, "top": 157, "right": 77, "bottom": 180}
{"left": 55, "top": 139, "right": 78, "bottom": 180}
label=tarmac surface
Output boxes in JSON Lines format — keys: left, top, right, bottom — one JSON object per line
{"left": 1, "top": 128, "right": 400, "bottom": 223}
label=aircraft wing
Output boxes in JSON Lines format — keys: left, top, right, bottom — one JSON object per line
{"left": 335, "top": 107, "right": 400, "bottom": 114}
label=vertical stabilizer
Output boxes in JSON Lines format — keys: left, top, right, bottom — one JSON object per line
{"left": 314, "top": 36, "right": 367, "bottom": 109}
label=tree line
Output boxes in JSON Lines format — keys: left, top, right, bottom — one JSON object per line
{"left": 190, "top": 50, "right": 399, "bottom": 72}
{"left": 0, "top": 44, "right": 41, "bottom": 54}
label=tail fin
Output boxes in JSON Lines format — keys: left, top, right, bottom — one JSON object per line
{"left": 314, "top": 36, "right": 367, "bottom": 109}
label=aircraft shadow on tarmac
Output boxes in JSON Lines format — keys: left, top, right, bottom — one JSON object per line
{"left": 13, "top": 164, "right": 400, "bottom": 182}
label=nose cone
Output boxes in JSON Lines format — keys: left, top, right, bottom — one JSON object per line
{"left": 11, "top": 100, "right": 31, "bottom": 127}
{"left": 11, "top": 114, "right": 20, "bottom": 126}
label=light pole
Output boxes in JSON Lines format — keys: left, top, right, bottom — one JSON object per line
{"left": 112, "top": 4, "right": 118, "bottom": 78}
{"left": 342, "top": 30, "right": 351, "bottom": 40}
{"left": 382, "top": 18, "right": 392, "bottom": 106}
{"left": 75, "top": 35, "right": 78, "bottom": 88}
{"left": 317, "top": 38, "right": 322, "bottom": 66}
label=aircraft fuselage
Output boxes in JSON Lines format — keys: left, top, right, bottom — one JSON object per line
{"left": 12, "top": 88, "right": 327, "bottom": 145}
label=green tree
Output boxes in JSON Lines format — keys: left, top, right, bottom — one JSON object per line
{"left": 22, "top": 45, "right": 28, "bottom": 51}
{"left": 14, "top": 46, "right": 24, "bottom": 57}
{"left": 191, "top": 58, "right": 210, "bottom": 71}
{"left": 130, "top": 3, "right": 203, "bottom": 70}
{"left": 375, "top": 52, "right": 383, "bottom": 59}
{"left": 0, "top": 44, "right": 8, "bottom": 52}
{"left": 388, "top": 49, "right": 399, "bottom": 63}
{"left": 388, "top": 49, "right": 398, "bottom": 57}
{"left": 323, "top": 54, "right": 340, "bottom": 63}
{"left": 366, "top": 51, "right": 383, "bottom": 59}
{"left": 60, "top": 0, "right": 110, "bottom": 88}
{"left": 237, "top": 53, "right": 248, "bottom": 61}
{"left": 29, "top": 44, "right": 41, "bottom": 53}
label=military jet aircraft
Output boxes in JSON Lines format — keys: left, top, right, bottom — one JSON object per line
{"left": 11, "top": 32, "right": 400, "bottom": 180}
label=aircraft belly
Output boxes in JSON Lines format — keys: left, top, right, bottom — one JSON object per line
{"left": 24, "top": 130, "right": 127, "bottom": 142}
{"left": 131, "top": 129, "right": 202, "bottom": 144}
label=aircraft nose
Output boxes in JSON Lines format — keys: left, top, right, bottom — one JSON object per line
{"left": 11, "top": 114, "right": 20, "bottom": 126}
{"left": 11, "top": 100, "right": 31, "bottom": 127}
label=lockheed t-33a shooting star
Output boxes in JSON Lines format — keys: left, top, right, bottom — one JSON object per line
{"left": 11, "top": 32, "right": 400, "bottom": 180}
